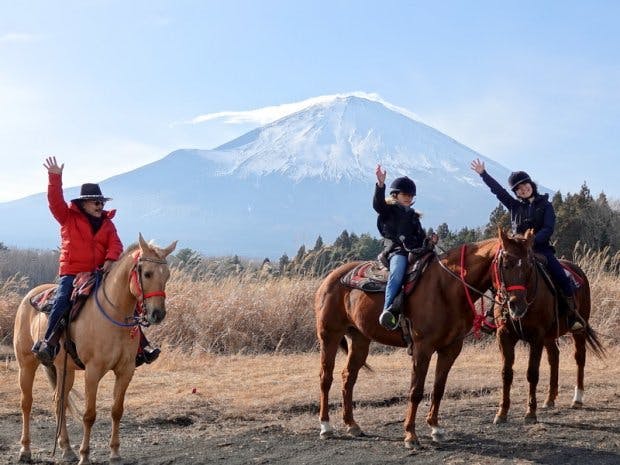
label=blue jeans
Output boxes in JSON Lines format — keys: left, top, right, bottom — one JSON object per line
{"left": 384, "top": 254, "right": 408, "bottom": 311}
{"left": 539, "top": 251, "right": 574, "bottom": 296}
{"left": 44, "top": 275, "right": 75, "bottom": 342}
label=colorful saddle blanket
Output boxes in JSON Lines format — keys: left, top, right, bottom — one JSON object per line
{"left": 29, "top": 272, "right": 98, "bottom": 319}
{"left": 340, "top": 252, "right": 435, "bottom": 295}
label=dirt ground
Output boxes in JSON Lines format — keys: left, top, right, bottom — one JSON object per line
{"left": 0, "top": 344, "right": 618, "bottom": 465}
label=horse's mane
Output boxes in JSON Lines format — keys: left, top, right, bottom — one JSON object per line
{"left": 118, "top": 240, "right": 168, "bottom": 261}
{"left": 118, "top": 243, "right": 140, "bottom": 260}
{"left": 439, "top": 237, "right": 498, "bottom": 262}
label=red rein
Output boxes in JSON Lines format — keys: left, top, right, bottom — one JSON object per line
{"left": 460, "top": 245, "right": 485, "bottom": 338}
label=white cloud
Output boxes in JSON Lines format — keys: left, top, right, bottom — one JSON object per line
{"left": 0, "top": 33, "right": 39, "bottom": 44}
{"left": 177, "top": 91, "right": 423, "bottom": 127}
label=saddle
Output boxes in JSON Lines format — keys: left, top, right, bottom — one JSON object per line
{"left": 30, "top": 272, "right": 98, "bottom": 370}
{"left": 340, "top": 252, "right": 435, "bottom": 295}
{"left": 30, "top": 272, "right": 98, "bottom": 320}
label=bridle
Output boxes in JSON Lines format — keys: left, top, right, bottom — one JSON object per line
{"left": 492, "top": 247, "right": 539, "bottom": 321}
{"left": 96, "top": 252, "right": 169, "bottom": 328}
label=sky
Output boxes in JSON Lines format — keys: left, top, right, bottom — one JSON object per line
{"left": 1, "top": 0, "right": 619, "bottom": 203}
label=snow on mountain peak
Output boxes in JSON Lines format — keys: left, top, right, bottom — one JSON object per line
{"left": 213, "top": 94, "right": 486, "bottom": 183}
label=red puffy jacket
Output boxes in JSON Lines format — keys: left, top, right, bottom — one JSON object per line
{"left": 48, "top": 173, "right": 123, "bottom": 275}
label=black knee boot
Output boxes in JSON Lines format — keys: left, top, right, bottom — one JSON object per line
{"left": 135, "top": 330, "right": 161, "bottom": 367}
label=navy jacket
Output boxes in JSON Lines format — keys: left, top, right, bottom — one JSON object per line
{"left": 373, "top": 184, "right": 426, "bottom": 256}
{"left": 480, "top": 171, "right": 555, "bottom": 253}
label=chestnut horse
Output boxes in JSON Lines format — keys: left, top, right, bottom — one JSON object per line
{"left": 492, "top": 229, "right": 605, "bottom": 424}
{"left": 315, "top": 238, "right": 500, "bottom": 448}
{"left": 13, "top": 234, "right": 176, "bottom": 464}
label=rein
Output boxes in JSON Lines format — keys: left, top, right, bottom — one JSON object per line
{"left": 436, "top": 245, "right": 497, "bottom": 338}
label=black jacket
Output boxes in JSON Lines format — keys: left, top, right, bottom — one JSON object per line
{"left": 373, "top": 184, "right": 426, "bottom": 256}
{"left": 480, "top": 171, "right": 555, "bottom": 253}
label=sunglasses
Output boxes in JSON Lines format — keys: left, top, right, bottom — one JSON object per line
{"left": 90, "top": 200, "right": 106, "bottom": 207}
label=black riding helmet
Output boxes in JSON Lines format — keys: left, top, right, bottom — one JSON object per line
{"left": 389, "top": 176, "right": 416, "bottom": 196}
{"left": 508, "top": 171, "right": 532, "bottom": 192}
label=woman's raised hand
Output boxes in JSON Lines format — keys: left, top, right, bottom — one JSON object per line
{"left": 375, "top": 164, "right": 387, "bottom": 187}
{"left": 43, "top": 156, "right": 64, "bottom": 175}
{"left": 470, "top": 158, "right": 485, "bottom": 175}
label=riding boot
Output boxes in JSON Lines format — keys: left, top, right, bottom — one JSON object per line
{"left": 379, "top": 292, "right": 403, "bottom": 331}
{"left": 565, "top": 295, "right": 584, "bottom": 332}
{"left": 135, "top": 329, "right": 161, "bottom": 367}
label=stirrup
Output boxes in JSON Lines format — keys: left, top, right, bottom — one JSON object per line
{"left": 379, "top": 311, "right": 399, "bottom": 331}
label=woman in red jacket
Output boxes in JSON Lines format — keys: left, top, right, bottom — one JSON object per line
{"left": 32, "top": 156, "right": 159, "bottom": 366}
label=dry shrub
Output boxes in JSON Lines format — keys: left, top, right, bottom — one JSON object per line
{"left": 573, "top": 243, "right": 620, "bottom": 338}
{"left": 0, "top": 274, "right": 29, "bottom": 345}
{"left": 148, "top": 269, "right": 320, "bottom": 354}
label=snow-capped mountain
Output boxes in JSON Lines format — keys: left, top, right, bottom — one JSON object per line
{"left": 0, "top": 95, "right": 527, "bottom": 258}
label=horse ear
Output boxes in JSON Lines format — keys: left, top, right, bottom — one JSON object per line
{"left": 138, "top": 233, "right": 150, "bottom": 252}
{"left": 161, "top": 240, "right": 178, "bottom": 258}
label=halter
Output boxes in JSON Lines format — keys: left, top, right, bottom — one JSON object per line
{"left": 95, "top": 251, "right": 169, "bottom": 329}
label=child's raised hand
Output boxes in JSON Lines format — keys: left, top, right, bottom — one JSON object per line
{"left": 470, "top": 158, "right": 485, "bottom": 175}
{"left": 375, "top": 164, "right": 387, "bottom": 187}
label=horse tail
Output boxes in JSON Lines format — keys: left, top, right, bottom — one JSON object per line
{"left": 583, "top": 325, "right": 607, "bottom": 360}
{"left": 44, "top": 364, "right": 82, "bottom": 418}
{"left": 338, "top": 334, "right": 373, "bottom": 372}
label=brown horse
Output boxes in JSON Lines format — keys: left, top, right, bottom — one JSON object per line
{"left": 13, "top": 233, "right": 176, "bottom": 464}
{"left": 315, "top": 238, "right": 501, "bottom": 448}
{"left": 492, "top": 229, "right": 605, "bottom": 424}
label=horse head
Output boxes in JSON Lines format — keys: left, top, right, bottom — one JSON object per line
{"left": 129, "top": 233, "right": 177, "bottom": 325}
{"left": 497, "top": 228, "right": 536, "bottom": 320}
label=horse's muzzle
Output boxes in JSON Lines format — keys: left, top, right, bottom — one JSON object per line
{"left": 148, "top": 307, "right": 166, "bottom": 324}
{"left": 508, "top": 296, "right": 527, "bottom": 320}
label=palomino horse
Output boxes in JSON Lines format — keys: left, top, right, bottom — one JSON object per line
{"left": 315, "top": 238, "right": 500, "bottom": 448}
{"left": 13, "top": 233, "right": 176, "bottom": 464}
{"left": 492, "top": 229, "right": 605, "bottom": 424}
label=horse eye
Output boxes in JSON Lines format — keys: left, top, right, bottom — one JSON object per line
{"left": 144, "top": 271, "right": 153, "bottom": 279}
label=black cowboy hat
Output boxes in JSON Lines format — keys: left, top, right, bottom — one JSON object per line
{"left": 71, "top": 183, "right": 112, "bottom": 202}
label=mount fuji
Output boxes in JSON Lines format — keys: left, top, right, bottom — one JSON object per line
{"left": 0, "top": 95, "right": 527, "bottom": 258}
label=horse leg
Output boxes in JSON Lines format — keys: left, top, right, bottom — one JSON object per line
{"left": 79, "top": 366, "right": 104, "bottom": 465}
{"left": 404, "top": 345, "right": 433, "bottom": 449}
{"left": 55, "top": 364, "right": 78, "bottom": 462}
{"left": 426, "top": 339, "right": 464, "bottom": 443}
{"left": 318, "top": 330, "right": 343, "bottom": 439}
{"left": 494, "top": 332, "right": 517, "bottom": 424}
{"left": 17, "top": 356, "right": 37, "bottom": 462}
{"left": 524, "top": 341, "right": 544, "bottom": 423}
{"left": 571, "top": 332, "right": 587, "bottom": 408}
{"left": 341, "top": 330, "right": 370, "bottom": 437}
{"left": 109, "top": 369, "right": 134, "bottom": 464}
{"left": 542, "top": 340, "right": 559, "bottom": 409}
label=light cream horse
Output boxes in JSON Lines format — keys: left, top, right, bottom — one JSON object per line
{"left": 13, "top": 234, "right": 176, "bottom": 464}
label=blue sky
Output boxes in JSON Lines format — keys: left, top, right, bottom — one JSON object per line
{"left": 1, "top": 0, "right": 619, "bottom": 202}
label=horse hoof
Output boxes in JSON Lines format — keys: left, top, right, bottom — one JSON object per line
{"left": 18, "top": 449, "right": 31, "bottom": 463}
{"left": 571, "top": 401, "right": 583, "bottom": 409}
{"left": 62, "top": 448, "right": 78, "bottom": 462}
{"left": 346, "top": 424, "right": 363, "bottom": 437}
{"left": 109, "top": 456, "right": 123, "bottom": 465}
{"left": 493, "top": 414, "right": 507, "bottom": 424}
{"left": 319, "top": 430, "right": 334, "bottom": 440}
{"left": 524, "top": 414, "right": 538, "bottom": 424}
{"left": 431, "top": 427, "right": 445, "bottom": 443}
{"left": 542, "top": 400, "right": 555, "bottom": 409}
{"left": 404, "top": 438, "right": 421, "bottom": 450}
{"left": 78, "top": 457, "right": 91, "bottom": 465}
